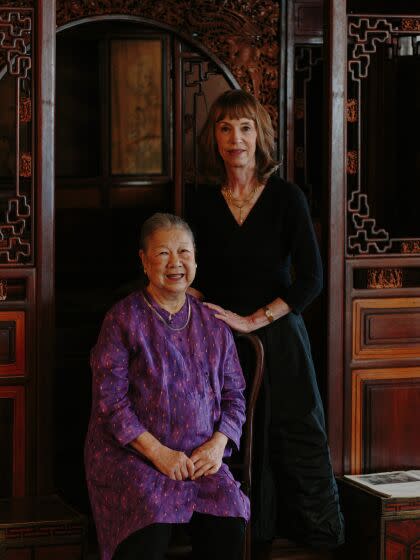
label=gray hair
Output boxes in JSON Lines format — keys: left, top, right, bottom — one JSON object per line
{"left": 139, "top": 213, "right": 195, "bottom": 251}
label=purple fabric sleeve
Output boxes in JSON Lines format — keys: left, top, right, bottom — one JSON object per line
{"left": 90, "top": 310, "right": 147, "bottom": 447}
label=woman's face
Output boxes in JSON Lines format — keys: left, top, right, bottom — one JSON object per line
{"left": 140, "top": 227, "right": 196, "bottom": 300}
{"left": 215, "top": 117, "right": 257, "bottom": 173}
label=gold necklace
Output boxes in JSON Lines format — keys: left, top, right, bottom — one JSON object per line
{"left": 222, "top": 183, "right": 262, "bottom": 225}
{"left": 142, "top": 292, "right": 191, "bottom": 331}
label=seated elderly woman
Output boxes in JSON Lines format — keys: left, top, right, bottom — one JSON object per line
{"left": 84, "top": 213, "right": 249, "bottom": 560}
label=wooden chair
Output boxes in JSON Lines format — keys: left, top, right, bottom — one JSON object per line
{"left": 166, "top": 332, "right": 265, "bottom": 560}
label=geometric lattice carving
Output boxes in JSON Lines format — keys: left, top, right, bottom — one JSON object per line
{"left": 347, "top": 15, "right": 420, "bottom": 256}
{"left": 0, "top": 9, "right": 32, "bottom": 264}
{"left": 0, "top": 10, "right": 31, "bottom": 79}
{"left": 348, "top": 191, "right": 391, "bottom": 254}
{"left": 348, "top": 18, "right": 392, "bottom": 81}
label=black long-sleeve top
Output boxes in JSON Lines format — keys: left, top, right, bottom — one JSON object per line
{"left": 188, "top": 175, "right": 323, "bottom": 316}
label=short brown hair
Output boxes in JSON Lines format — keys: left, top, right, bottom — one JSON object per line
{"left": 199, "top": 90, "right": 279, "bottom": 183}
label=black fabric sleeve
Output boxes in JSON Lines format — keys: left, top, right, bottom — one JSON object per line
{"left": 280, "top": 184, "right": 323, "bottom": 314}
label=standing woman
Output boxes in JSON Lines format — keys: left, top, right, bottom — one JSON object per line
{"left": 188, "top": 90, "right": 344, "bottom": 549}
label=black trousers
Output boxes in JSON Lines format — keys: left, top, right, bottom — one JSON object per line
{"left": 112, "top": 512, "right": 246, "bottom": 560}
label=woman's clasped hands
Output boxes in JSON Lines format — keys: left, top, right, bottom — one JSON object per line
{"left": 147, "top": 432, "right": 228, "bottom": 481}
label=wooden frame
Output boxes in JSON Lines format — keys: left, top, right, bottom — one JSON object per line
{"left": 325, "top": 0, "right": 347, "bottom": 474}
{"left": 0, "top": 311, "right": 25, "bottom": 376}
{"left": 36, "top": 0, "right": 56, "bottom": 494}
{"left": 353, "top": 297, "right": 420, "bottom": 361}
{"left": 110, "top": 37, "right": 167, "bottom": 177}
{"left": 0, "top": 385, "right": 25, "bottom": 496}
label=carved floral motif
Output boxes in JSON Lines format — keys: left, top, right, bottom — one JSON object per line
{"left": 367, "top": 268, "right": 403, "bottom": 289}
{"left": 19, "top": 153, "right": 31, "bottom": 177}
{"left": 401, "top": 241, "right": 420, "bottom": 254}
{"left": 56, "top": 0, "right": 280, "bottom": 125}
{"left": 347, "top": 98, "right": 357, "bottom": 123}
{"left": 401, "top": 18, "right": 420, "bottom": 32}
{"left": 19, "top": 95, "right": 31, "bottom": 122}
{"left": 347, "top": 150, "right": 358, "bottom": 175}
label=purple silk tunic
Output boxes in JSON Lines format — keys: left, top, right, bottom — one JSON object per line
{"left": 85, "top": 290, "right": 250, "bottom": 560}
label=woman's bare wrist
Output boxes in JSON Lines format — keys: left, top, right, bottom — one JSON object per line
{"left": 131, "top": 431, "right": 162, "bottom": 462}
{"left": 212, "top": 431, "right": 228, "bottom": 448}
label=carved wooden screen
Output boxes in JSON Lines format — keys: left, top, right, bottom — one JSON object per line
{"left": 0, "top": 7, "right": 34, "bottom": 498}
{"left": 0, "top": 8, "right": 32, "bottom": 264}
{"left": 344, "top": 13, "right": 420, "bottom": 476}
{"left": 346, "top": 15, "right": 420, "bottom": 256}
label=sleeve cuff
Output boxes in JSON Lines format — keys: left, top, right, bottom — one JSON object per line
{"left": 217, "top": 417, "right": 241, "bottom": 451}
{"left": 107, "top": 412, "right": 147, "bottom": 447}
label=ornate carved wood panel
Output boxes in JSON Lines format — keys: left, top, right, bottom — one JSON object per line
{"left": 343, "top": 14, "right": 420, "bottom": 481}
{"left": 56, "top": 0, "right": 280, "bottom": 127}
{"left": 351, "top": 367, "right": 420, "bottom": 473}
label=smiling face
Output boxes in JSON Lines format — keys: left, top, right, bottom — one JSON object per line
{"left": 139, "top": 227, "right": 196, "bottom": 303}
{"left": 215, "top": 117, "right": 257, "bottom": 174}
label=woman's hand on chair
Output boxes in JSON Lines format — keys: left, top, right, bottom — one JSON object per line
{"left": 204, "top": 302, "right": 255, "bottom": 333}
{"left": 190, "top": 432, "right": 228, "bottom": 479}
